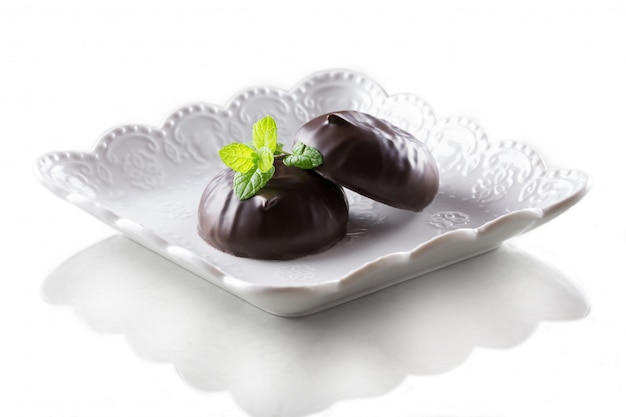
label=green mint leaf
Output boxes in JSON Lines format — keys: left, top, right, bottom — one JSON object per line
{"left": 274, "top": 142, "right": 285, "bottom": 155}
{"left": 219, "top": 143, "right": 257, "bottom": 173}
{"left": 257, "top": 146, "right": 274, "bottom": 173}
{"left": 283, "top": 142, "right": 323, "bottom": 169}
{"left": 233, "top": 166, "right": 275, "bottom": 200}
{"left": 252, "top": 116, "right": 278, "bottom": 152}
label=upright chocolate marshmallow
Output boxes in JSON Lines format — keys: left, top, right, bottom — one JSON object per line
{"left": 198, "top": 160, "right": 349, "bottom": 260}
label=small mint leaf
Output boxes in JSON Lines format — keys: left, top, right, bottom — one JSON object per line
{"left": 257, "top": 146, "right": 274, "bottom": 173}
{"left": 274, "top": 142, "right": 285, "bottom": 155}
{"left": 252, "top": 116, "right": 278, "bottom": 152}
{"left": 283, "top": 142, "right": 323, "bottom": 169}
{"left": 233, "top": 166, "right": 275, "bottom": 200}
{"left": 219, "top": 143, "right": 256, "bottom": 173}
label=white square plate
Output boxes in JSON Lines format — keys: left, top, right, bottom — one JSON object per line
{"left": 35, "top": 69, "right": 590, "bottom": 316}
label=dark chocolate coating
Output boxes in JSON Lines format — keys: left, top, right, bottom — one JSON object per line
{"left": 198, "top": 161, "right": 349, "bottom": 260}
{"left": 296, "top": 111, "right": 439, "bottom": 212}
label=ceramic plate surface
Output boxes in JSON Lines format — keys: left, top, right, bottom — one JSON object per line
{"left": 35, "top": 69, "right": 591, "bottom": 316}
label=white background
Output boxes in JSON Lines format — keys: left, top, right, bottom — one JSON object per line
{"left": 1, "top": 0, "right": 624, "bottom": 416}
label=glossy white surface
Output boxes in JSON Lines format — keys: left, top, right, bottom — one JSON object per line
{"left": 35, "top": 70, "right": 589, "bottom": 316}
{"left": 2, "top": 0, "right": 625, "bottom": 416}
{"left": 43, "top": 236, "right": 589, "bottom": 416}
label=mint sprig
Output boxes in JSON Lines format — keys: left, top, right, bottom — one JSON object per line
{"left": 218, "top": 116, "right": 323, "bottom": 200}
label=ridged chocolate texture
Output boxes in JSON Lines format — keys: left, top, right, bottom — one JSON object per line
{"left": 296, "top": 111, "right": 439, "bottom": 212}
{"left": 198, "top": 161, "right": 349, "bottom": 260}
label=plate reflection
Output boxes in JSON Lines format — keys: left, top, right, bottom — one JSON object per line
{"left": 43, "top": 235, "right": 589, "bottom": 417}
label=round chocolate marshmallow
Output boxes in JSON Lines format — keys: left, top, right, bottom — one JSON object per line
{"left": 198, "top": 160, "right": 349, "bottom": 260}
{"left": 296, "top": 111, "right": 439, "bottom": 212}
